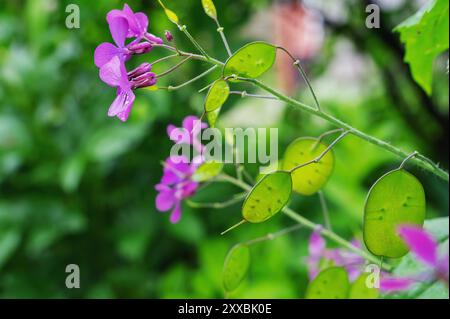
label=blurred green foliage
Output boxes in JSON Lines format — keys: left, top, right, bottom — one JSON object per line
{"left": 0, "top": 0, "right": 448, "bottom": 298}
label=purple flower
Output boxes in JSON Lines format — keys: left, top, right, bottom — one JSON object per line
{"left": 155, "top": 155, "right": 201, "bottom": 223}
{"left": 167, "top": 116, "right": 208, "bottom": 153}
{"left": 94, "top": 17, "right": 131, "bottom": 69}
{"left": 99, "top": 56, "right": 135, "bottom": 122}
{"left": 107, "top": 3, "right": 163, "bottom": 43}
{"left": 380, "top": 225, "right": 449, "bottom": 292}
{"left": 99, "top": 58, "right": 156, "bottom": 122}
{"left": 306, "top": 228, "right": 365, "bottom": 281}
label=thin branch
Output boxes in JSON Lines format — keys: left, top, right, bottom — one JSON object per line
{"left": 156, "top": 56, "right": 192, "bottom": 78}
{"left": 234, "top": 76, "right": 449, "bottom": 182}
{"left": 187, "top": 192, "right": 247, "bottom": 209}
{"left": 167, "top": 65, "right": 218, "bottom": 91}
{"left": 289, "top": 131, "right": 350, "bottom": 173}
{"left": 244, "top": 224, "right": 303, "bottom": 246}
{"left": 318, "top": 191, "right": 332, "bottom": 231}
{"left": 215, "top": 19, "right": 232, "bottom": 57}
{"left": 399, "top": 151, "right": 419, "bottom": 169}
{"left": 277, "top": 46, "right": 321, "bottom": 111}
{"left": 229, "top": 91, "right": 278, "bottom": 100}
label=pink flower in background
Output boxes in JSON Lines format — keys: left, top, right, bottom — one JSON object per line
{"left": 167, "top": 116, "right": 208, "bottom": 153}
{"left": 380, "top": 225, "right": 449, "bottom": 292}
{"left": 155, "top": 156, "right": 201, "bottom": 223}
{"left": 307, "top": 228, "right": 365, "bottom": 281}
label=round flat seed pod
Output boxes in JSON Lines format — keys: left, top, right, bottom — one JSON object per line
{"left": 348, "top": 273, "right": 379, "bottom": 299}
{"left": 222, "top": 244, "right": 251, "bottom": 293}
{"left": 282, "top": 137, "right": 334, "bottom": 196}
{"left": 306, "top": 267, "right": 350, "bottom": 299}
{"left": 242, "top": 171, "right": 292, "bottom": 223}
{"left": 363, "top": 169, "right": 426, "bottom": 258}
{"left": 223, "top": 42, "right": 277, "bottom": 79}
{"left": 205, "top": 79, "right": 230, "bottom": 112}
{"left": 192, "top": 161, "right": 224, "bottom": 182}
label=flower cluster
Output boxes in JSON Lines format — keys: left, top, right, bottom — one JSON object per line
{"left": 94, "top": 4, "right": 163, "bottom": 122}
{"left": 155, "top": 116, "right": 208, "bottom": 223}
{"left": 307, "top": 227, "right": 366, "bottom": 281}
{"left": 380, "top": 225, "right": 449, "bottom": 292}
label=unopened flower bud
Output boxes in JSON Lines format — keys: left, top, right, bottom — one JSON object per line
{"left": 128, "top": 63, "right": 152, "bottom": 79}
{"left": 128, "top": 42, "right": 153, "bottom": 55}
{"left": 131, "top": 72, "right": 157, "bottom": 89}
{"left": 165, "top": 30, "right": 174, "bottom": 42}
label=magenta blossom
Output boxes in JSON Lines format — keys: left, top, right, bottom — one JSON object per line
{"left": 307, "top": 228, "right": 365, "bottom": 281}
{"left": 155, "top": 155, "right": 202, "bottom": 223}
{"left": 380, "top": 225, "right": 449, "bottom": 293}
{"left": 99, "top": 56, "right": 156, "bottom": 122}
{"left": 99, "top": 56, "right": 135, "bottom": 122}
{"left": 167, "top": 116, "right": 208, "bottom": 153}
{"left": 107, "top": 3, "right": 163, "bottom": 43}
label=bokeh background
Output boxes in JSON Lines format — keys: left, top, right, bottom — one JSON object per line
{"left": 0, "top": 0, "right": 448, "bottom": 298}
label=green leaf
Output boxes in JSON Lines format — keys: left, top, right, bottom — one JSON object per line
{"left": 222, "top": 244, "right": 250, "bottom": 292}
{"left": 192, "top": 161, "right": 224, "bottom": 182}
{"left": 205, "top": 79, "right": 230, "bottom": 112}
{"left": 158, "top": 0, "right": 180, "bottom": 25}
{"left": 242, "top": 171, "right": 292, "bottom": 223}
{"left": 282, "top": 137, "right": 334, "bottom": 196}
{"left": 0, "top": 229, "right": 21, "bottom": 270}
{"left": 349, "top": 273, "right": 379, "bottom": 299}
{"left": 206, "top": 108, "right": 221, "bottom": 128}
{"left": 363, "top": 169, "right": 426, "bottom": 258}
{"left": 305, "top": 267, "right": 350, "bottom": 299}
{"left": 84, "top": 124, "right": 146, "bottom": 162}
{"left": 394, "top": 0, "right": 449, "bottom": 95}
{"left": 59, "top": 154, "right": 86, "bottom": 193}
{"left": 223, "top": 42, "right": 277, "bottom": 78}
{"left": 201, "top": 0, "right": 217, "bottom": 20}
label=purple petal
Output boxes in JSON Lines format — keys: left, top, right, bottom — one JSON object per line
{"left": 99, "top": 56, "right": 123, "bottom": 87}
{"left": 380, "top": 277, "right": 415, "bottom": 292}
{"left": 308, "top": 229, "right": 325, "bottom": 258}
{"left": 156, "top": 189, "right": 175, "bottom": 212}
{"left": 107, "top": 89, "right": 135, "bottom": 122}
{"left": 134, "top": 12, "right": 149, "bottom": 35}
{"left": 94, "top": 42, "right": 120, "bottom": 68}
{"left": 180, "top": 181, "right": 199, "bottom": 198}
{"left": 116, "top": 90, "right": 135, "bottom": 122}
{"left": 109, "top": 17, "right": 128, "bottom": 48}
{"left": 168, "top": 127, "right": 190, "bottom": 144}
{"left": 170, "top": 202, "right": 182, "bottom": 223}
{"left": 398, "top": 225, "right": 438, "bottom": 267}
{"left": 183, "top": 115, "right": 200, "bottom": 134}
{"left": 146, "top": 32, "right": 164, "bottom": 44}
{"left": 106, "top": 9, "right": 124, "bottom": 25}
{"left": 437, "top": 253, "right": 449, "bottom": 284}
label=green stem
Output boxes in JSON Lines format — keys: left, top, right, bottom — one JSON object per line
{"left": 156, "top": 56, "right": 192, "bottom": 78}
{"left": 215, "top": 19, "right": 232, "bottom": 57}
{"left": 318, "top": 190, "right": 332, "bottom": 231}
{"left": 187, "top": 192, "right": 247, "bottom": 209}
{"left": 237, "top": 77, "right": 449, "bottom": 182}
{"left": 244, "top": 224, "right": 303, "bottom": 246}
{"left": 168, "top": 65, "right": 218, "bottom": 91}
{"left": 179, "top": 25, "right": 211, "bottom": 61}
